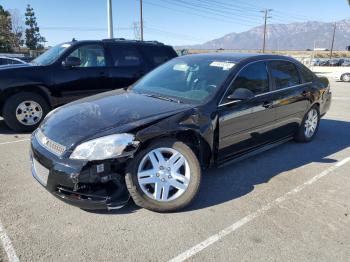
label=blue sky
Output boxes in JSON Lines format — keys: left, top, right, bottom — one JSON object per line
{"left": 1, "top": 0, "right": 350, "bottom": 46}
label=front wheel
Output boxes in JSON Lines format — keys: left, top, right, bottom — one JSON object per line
{"left": 2, "top": 92, "right": 50, "bottom": 132}
{"left": 125, "top": 139, "right": 201, "bottom": 212}
{"left": 294, "top": 106, "right": 320, "bottom": 143}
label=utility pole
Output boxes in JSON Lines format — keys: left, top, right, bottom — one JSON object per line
{"left": 107, "top": 0, "right": 114, "bottom": 39}
{"left": 261, "top": 9, "right": 272, "bottom": 53}
{"left": 140, "top": 0, "right": 144, "bottom": 41}
{"left": 330, "top": 22, "right": 336, "bottom": 59}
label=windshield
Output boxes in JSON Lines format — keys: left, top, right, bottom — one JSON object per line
{"left": 132, "top": 56, "right": 236, "bottom": 104}
{"left": 32, "top": 43, "right": 71, "bottom": 65}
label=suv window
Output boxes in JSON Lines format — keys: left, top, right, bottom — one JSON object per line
{"left": 299, "top": 66, "right": 314, "bottom": 82}
{"left": 110, "top": 45, "right": 142, "bottom": 67}
{"left": 67, "top": 44, "right": 106, "bottom": 67}
{"left": 140, "top": 45, "right": 175, "bottom": 66}
{"left": 270, "top": 61, "right": 300, "bottom": 89}
{"left": 227, "top": 61, "right": 269, "bottom": 98}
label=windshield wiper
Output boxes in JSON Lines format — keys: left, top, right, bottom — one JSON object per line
{"left": 141, "top": 93, "right": 183, "bottom": 104}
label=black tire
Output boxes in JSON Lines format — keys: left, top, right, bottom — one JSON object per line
{"left": 2, "top": 92, "right": 50, "bottom": 132}
{"left": 294, "top": 105, "right": 320, "bottom": 143}
{"left": 341, "top": 73, "right": 350, "bottom": 82}
{"left": 125, "top": 138, "right": 201, "bottom": 212}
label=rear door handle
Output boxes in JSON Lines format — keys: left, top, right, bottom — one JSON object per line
{"left": 262, "top": 101, "right": 273, "bottom": 109}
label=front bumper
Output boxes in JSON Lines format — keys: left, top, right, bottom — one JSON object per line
{"left": 30, "top": 135, "right": 130, "bottom": 210}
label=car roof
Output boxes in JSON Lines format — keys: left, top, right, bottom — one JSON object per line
{"left": 176, "top": 53, "right": 297, "bottom": 63}
{"left": 64, "top": 39, "right": 169, "bottom": 47}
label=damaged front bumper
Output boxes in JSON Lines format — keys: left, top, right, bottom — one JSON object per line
{"left": 30, "top": 135, "right": 131, "bottom": 210}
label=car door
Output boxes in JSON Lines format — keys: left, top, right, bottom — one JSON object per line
{"left": 268, "top": 60, "right": 310, "bottom": 139}
{"left": 107, "top": 44, "right": 148, "bottom": 89}
{"left": 53, "top": 43, "right": 110, "bottom": 103}
{"left": 217, "top": 61, "right": 276, "bottom": 163}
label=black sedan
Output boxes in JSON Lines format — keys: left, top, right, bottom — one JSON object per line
{"left": 30, "top": 53, "right": 332, "bottom": 212}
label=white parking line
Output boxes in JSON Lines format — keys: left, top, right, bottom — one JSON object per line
{"left": 0, "top": 139, "right": 30, "bottom": 146}
{"left": 0, "top": 220, "right": 19, "bottom": 262}
{"left": 169, "top": 156, "right": 350, "bottom": 262}
{"left": 332, "top": 97, "right": 350, "bottom": 100}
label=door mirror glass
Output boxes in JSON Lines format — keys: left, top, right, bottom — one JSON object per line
{"left": 227, "top": 88, "right": 255, "bottom": 101}
{"left": 62, "top": 56, "right": 81, "bottom": 67}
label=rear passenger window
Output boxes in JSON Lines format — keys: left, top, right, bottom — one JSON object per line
{"left": 141, "top": 46, "right": 175, "bottom": 66}
{"left": 229, "top": 61, "right": 269, "bottom": 95}
{"left": 299, "top": 66, "right": 314, "bottom": 82}
{"left": 269, "top": 61, "right": 300, "bottom": 89}
{"left": 110, "top": 45, "right": 142, "bottom": 67}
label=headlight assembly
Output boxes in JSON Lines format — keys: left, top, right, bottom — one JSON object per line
{"left": 69, "top": 133, "right": 139, "bottom": 161}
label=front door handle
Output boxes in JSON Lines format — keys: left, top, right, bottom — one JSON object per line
{"left": 262, "top": 101, "right": 273, "bottom": 109}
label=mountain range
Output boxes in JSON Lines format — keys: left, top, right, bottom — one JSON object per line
{"left": 179, "top": 19, "right": 350, "bottom": 51}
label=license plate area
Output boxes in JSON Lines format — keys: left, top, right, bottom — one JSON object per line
{"left": 32, "top": 158, "right": 49, "bottom": 186}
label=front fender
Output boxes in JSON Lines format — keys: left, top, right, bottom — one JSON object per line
{"left": 135, "top": 107, "right": 216, "bottom": 159}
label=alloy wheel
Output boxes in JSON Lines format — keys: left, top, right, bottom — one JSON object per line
{"left": 15, "top": 100, "right": 43, "bottom": 126}
{"left": 304, "top": 108, "right": 318, "bottom": 138}
{"left": 137, "top": 147, "right": 191, "bottom": 202}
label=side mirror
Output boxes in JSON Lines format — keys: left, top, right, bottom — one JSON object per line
{"left": 227, "top": 88, "right": 255, "bottom": 101}
{"left": 62, "top": 56, "right": 81, "bottom": 67}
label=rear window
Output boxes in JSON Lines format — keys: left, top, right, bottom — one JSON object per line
{"left": 299, "top": 66, "right": 315, "bottom": 83}
{"left": 269, "top": 61, "right": 300, "bottom": 90}
{"left": 110, "top": 45, "right": 142, "bottom": 67}
{"left": 140, "top": 45, "right": 176, "bottom": 66}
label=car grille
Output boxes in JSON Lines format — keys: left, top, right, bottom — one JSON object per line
{"left": 35, "top": 129, "right": 66, "bottom": 157}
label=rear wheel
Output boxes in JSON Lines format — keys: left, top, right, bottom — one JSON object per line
{"left": 341, "top": 73, "right": 350, "bottom": 82}
{"left": 2, "top": 92, "right": 50, "bottom": 132}
{"left": 125, "top": 139, "right": 201, "bottom": 212}
{"left": 294, "top": 106, "right": 320, "bottom": 143}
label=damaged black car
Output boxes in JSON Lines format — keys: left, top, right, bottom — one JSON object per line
{"left": 30, "top": 53, "right": 331, "bottom": 212}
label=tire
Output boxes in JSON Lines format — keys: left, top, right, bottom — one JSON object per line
{"left": 341, "top": 73, "right": 350, "bottom": 82}
{"left": 2, "top": 92, "right": 50, "bottom": 132}
{"left": 125, "top": 138, "right": 201, "bottom": 212}
{"left": 294, "top": 106, "right": 320, "bottom": 143}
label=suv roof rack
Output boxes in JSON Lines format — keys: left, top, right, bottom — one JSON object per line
{"left": 101, "top": 38, "right": 164, "bottom": 45}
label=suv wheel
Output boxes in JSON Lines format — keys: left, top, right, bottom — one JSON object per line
{"left": 3, "top": 92, "right": 50, "bottom": 132}
{"left": 125, "top": 139, "right": 201, "bottom": 212}
{"left": 294, "top": 106, "right": 320, "bottom": 143}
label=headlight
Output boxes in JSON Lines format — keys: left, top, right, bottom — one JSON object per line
{"left": 69, "top": 133, "right": 139, "bottom": 161}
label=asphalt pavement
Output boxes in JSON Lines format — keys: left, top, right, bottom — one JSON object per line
{"left": 0, "top": 80, "right": 349, "bottom": 262}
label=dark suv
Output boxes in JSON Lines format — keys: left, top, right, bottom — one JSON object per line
{"left": 0, "top": 39, "right": 177, "bottom": 132}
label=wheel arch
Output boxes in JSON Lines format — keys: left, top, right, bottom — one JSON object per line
{"left": 136, "top": 130, "right": 212, "bottom": 170}
{"left": 0, "top": 85, "right": 52, "bottom": 114}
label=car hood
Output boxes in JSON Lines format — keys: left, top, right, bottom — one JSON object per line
{"left": 40, "top": 90, "right": 193, "bottom": 148}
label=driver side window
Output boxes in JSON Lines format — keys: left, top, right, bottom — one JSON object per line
{"left": 224, "top": 61, "right": 269, "bottom": 103}
{"left": 67, "top": 44, "right": 106, "bottom": 67}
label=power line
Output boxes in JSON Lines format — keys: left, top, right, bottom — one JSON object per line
{"left": 143, "top": 0, "right": 257, "bottom": 27}
{"left": 162, "top": 0, "right": 260, "bottom": 25}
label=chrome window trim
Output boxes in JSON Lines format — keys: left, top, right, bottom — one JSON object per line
{"left": 218, "top": 58, "right": 311, "bottom": 107}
